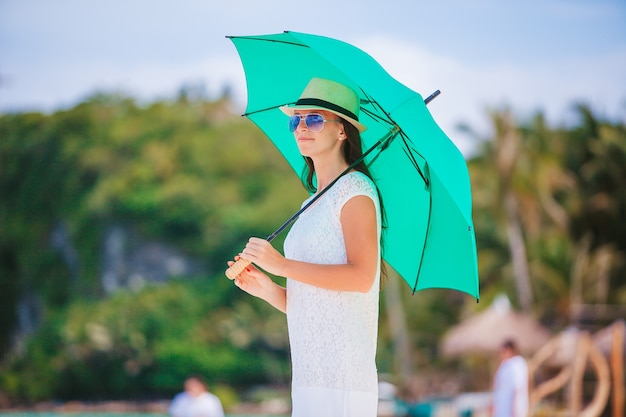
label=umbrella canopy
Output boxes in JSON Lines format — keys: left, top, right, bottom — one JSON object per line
{"left": 227, "top": 31, "right": 478, "bottom": 299}
{"left": 440, "top": 295, "right": 551, "bottom": 357}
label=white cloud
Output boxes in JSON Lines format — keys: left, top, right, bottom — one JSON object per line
{"left": 351, "top": 35, "right": 626, "bottom": 155}
{"left": 2, "top": 15, "right": 624, "bottom": 158}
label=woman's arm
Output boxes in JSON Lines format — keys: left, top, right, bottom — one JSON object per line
{"left": 241, "top": 195, "right": 379, "bottom": 293}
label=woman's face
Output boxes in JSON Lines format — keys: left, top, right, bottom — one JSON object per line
{"left": 292, "top": 109, "right": 345, "bottom": 159}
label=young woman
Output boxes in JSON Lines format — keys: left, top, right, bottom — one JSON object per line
{"left": 227, "top": 78, "right": 382, "bottom": 417}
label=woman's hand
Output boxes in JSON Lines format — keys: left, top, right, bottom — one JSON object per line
{"left": 227, "top": 255, "right": 287, "bottom": 313}
{"left": 227, "top": 256, "right": 274, "bottom": 300}
{"left": 240, "top": 237, "right": 287, "bottom": 277}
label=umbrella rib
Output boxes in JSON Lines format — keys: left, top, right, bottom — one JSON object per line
{"left": 360, "top": 91, "right": 431, "bottom": 186}
{"left": 243, "top": 102, "right": 293, "bottom": 117}
{"left": 359, "top": 91, "right": 396, "bottom": 130}
{"left": 226, "top": 35, "right": 309, "bottom": 48}
{"left": 360, "top": 107, "right": 396, "bottom": 132}
{"left": 413, "top": 178, "right": 433, "bottom": 294}
{"left": 399, "top": 132, "right": 430, "bottom": 187}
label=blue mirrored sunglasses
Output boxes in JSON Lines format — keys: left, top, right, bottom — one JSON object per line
{"left": 288, "top": 113, "right": 341, "bottom": 133}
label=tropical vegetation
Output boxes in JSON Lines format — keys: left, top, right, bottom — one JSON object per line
{"left": 0, "top": 87, "right": 624, "bottom": 406}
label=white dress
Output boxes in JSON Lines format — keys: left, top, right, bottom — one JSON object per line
{"left": 283, "top": 171, "right": 382, "bottom": 417}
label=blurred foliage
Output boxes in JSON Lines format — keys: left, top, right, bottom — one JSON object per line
{"left": 0, "top": 91, "right": 624, "bottom": 403}
{"left": 0, "top": 92, "right": 300, "bottom": 402}
{"left": 466, "top": 105, "right": 626, "bottom": 323}
{"left": 0, "top": 278, "right": 289, "bottom": 402}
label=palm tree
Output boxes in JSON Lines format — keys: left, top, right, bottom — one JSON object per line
{"left": 564, "top": 104, "right": 626, "bottom": 317}
{"left": 468, "top": 109, "right": 534, "bottom": 312}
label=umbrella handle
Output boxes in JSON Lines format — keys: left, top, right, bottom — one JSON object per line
{"left": 225, "top": 258, "right": 252, "bottom": 280}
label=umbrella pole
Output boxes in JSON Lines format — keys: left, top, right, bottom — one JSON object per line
{"left": 225, "top": 92, "right": 441, "bottom": 279}
{"left": 225, "top": 127, "right": 399, "bottom": 279}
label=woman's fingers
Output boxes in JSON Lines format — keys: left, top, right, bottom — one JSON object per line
{"left": 242, "top": 238, "right": 269, "bottom": 260}
{"left": 226, "top": 253, "right": 249, "bottom": 280}
{"left": 228, "top": 238, "right": 281, "bottom": 279}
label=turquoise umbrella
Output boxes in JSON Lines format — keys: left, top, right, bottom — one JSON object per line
{"left": 226, "top": 31, "right": 479, "bottom": 300}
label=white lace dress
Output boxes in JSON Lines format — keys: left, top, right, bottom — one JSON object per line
{"left": 283, "top": 171, "right": 381, "bottom": 417}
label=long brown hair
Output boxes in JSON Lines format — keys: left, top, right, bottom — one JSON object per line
{"left": 300, "top": 118, "right": 387, "bottom": 286}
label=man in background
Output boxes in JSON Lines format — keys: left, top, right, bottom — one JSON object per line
{"left": 169, "top": 375, "right": 224, "bottom": 417}
{"left": 492, "top": 339, "right": 529, "bottom": 417}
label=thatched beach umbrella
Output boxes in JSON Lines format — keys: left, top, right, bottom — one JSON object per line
{"left": 440, "top": 295, "right": 551, "bottom": 358}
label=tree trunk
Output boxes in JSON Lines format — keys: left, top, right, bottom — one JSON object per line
{"left": 384, "top": 271, "right": 414, "bottom": 383}
{"left": 503, "top": 191, "right": 533, "bottom": 312}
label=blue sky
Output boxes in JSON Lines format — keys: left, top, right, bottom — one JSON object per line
{"left": 1, "top": 0, "right": 625, "bottom": 155}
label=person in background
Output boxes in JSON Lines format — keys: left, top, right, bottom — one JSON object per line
{"left": 491, "top": 339, "right": 529, "bottom": 417}
{"left": 169, "top": 375, "right": 224, "bottom": 417}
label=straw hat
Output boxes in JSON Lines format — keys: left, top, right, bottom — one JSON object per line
{"left": 280, "top": 77, "right": 367, "bottom": 132}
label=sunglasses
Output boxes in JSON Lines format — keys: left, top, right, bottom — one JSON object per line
{"left": 288, "top": 113, "right": 341, "bottom": 133}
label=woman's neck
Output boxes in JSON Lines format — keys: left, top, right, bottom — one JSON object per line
{"left": 313, "top": 158, "right": 349, "bottom": 191}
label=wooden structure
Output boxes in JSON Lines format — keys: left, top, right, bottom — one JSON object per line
{"left": 600, "top": 320, "right": 624, "bottom": 417}
{"left": 527, "top": 322, "right": 624, "bottom": 417}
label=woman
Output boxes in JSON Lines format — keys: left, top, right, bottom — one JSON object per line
{"left": 227, "top": 77, "right": 382, "bottom": 417}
